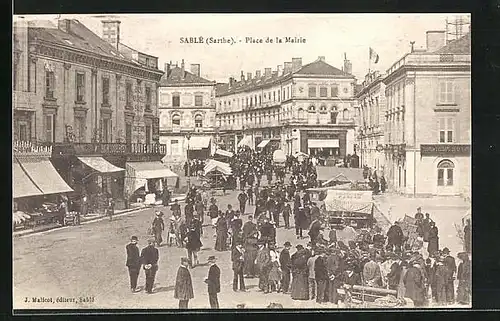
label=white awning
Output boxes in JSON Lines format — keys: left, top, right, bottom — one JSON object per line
{"left": 257, "top": 139, "right": 270, "bottom": 148}
{"left": 237, "top": 136, "right": 253, "bottom": 148}
{"left": 126, "top": 162, "right": 179, "bottom": 179}
{"left": 214, "top": 149, "right": 234, "bottom": 158}
{"left": 308, "top": 139, "right": 340, "bottom": 148}
{"left": 13, "top": 163, "right": 44, "bottom": 198}
{"left": 188, "top": 136, "right": 211, "bottom": 150}
{"left": 204, "top": 159, "right": 232, "bottom": 176}
{"left": 78, "top": 157, "right": 124, "bottom": 173}
{"left": 17, "top": 159, "right": 74, "bottom": 195}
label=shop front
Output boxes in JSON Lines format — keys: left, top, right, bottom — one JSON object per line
{"left": 187, "top": 136, "right": 212, "bottom": 160}
{"left": 300, "top": 130, "right": 347, "bottom": 161}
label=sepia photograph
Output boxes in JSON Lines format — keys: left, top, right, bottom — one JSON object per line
{"left": 12, "top": 13, "right": 471, "bottom": 310}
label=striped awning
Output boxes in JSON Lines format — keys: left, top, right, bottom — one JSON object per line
{"left": 78, "top": 157, "right": 124, "bottom": 173}
{"left": 257, "top": 139, "right": 270, "bottom": 148}
{"left": 17, "top": 159, "right": 73, "bottom": 195}
{"left": 13, "top": 163, "right": 44, "bottom": 198}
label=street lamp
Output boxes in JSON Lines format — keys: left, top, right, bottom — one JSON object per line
{"left": 185, "top": 132, "right": 192, "bottom": 190}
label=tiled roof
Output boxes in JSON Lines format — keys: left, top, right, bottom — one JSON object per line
{"left": 216, "top": 59, "right": 353, "bottom": 97}
{"left": 159, "top": 66, "right": 214, "bottom": 86}
{"left": 434, "top": 33, "right": 471, "bottom": 54}
{"left": 27, "top": 20, "right": 161, "bottom": 71}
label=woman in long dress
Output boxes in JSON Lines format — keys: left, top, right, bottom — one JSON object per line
{"left": 290, "top": 247, "right": 310, "bottom": 300}
{"left": 214, "top": 216, "right": 228, "bottom": 251}
{"left": 427, "top": 223, "right": 439, "bottom": 255}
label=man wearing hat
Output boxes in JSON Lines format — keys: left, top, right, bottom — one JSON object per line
{"left": 171, "top": 199, "right": 181, "bottom": 217}
{"left": 152, "top": 211, "right": 165, "bottom": 246}
{"left": 125, "top": 236, "right": 141, "bottom": 292}
{"left": 414, "top": 207, "right": 424, "bottom": 220}
{"left": 280, "top": 241, "right": 292, "bottom": 293}
{"left": 231, "top": 242, "right": 246, "bottom": 292}
{"left": 205, "top": 256, "right": 220, "bottom": 308}
{"left": 175, "top": 257, "right": 194, "bottom": 308}
{"left": 140, "top": 238, "right": 159, "bottom": 294}
{"left": 386, "top": 221, "right": 404, "bottom": 253}
{"left": 442, "top": 247, "right": 456, "bottom": 304}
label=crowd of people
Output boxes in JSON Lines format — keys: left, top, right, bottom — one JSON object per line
{"left": 124, "top": 149, "right": 470, "bottom": 308}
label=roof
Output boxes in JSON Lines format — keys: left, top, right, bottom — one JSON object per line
{"left": 316, "top": 166, "right": 365, "bottom": 183}
{"left": 27, "top": 20, "right": 161, "bottom": 72}
{"left": 160, "top": 66, "right": 214, "bottom": 86}
{"left": 216, "top": 58, "right": 354, "bottom": 97}
{"left": 434, "top": 33, "right": 471, "bottom": 54}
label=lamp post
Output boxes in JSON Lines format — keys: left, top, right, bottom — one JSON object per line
{"left": 186, "top": 132, "right": 192, "bottom": 190}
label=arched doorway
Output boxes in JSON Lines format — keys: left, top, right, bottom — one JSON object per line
{"left": 437, "top": 159, "right": 456, "bottom": 195}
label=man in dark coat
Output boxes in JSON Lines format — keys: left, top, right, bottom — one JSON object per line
{"left": 256, "top": 242, "right": 272, "bottom": 293}
{"left": 427, "top": 222, "right": 439, "bottom": 255}
{"left": 314, "top": 250, "right": 329, "bottom": 303}
{"left": 140, "top": 238, "right": 159, "bottom": 294}
{"left": 464, "top": 219, "right": 471, "bottom": 254}
{"left": 185, "top": 225, "right": 202, "bottom": 268}
{"left": 310, "top": 203, "right": 320, "bottom": 220}
{"left": 175, "top": 257, "right": 194, "bottom": 308}
{"left": 308, "top": 218, "right": 322, "bottom": 247}
{"left": 280, "top": 241, "right": 292, "bottom": 293}
{"left": 404, "top": 261, "right": 426, "bottom": 307}
{"left": 171, "top": 199, "right": 181, "bottom": 217}
{"left": 422, "top": 213, "right": 433, "bottom": 242}
{"left": 205, "top": 256, "right": 221, "bottom": 308}
{"left": 433, "top": 256, "right": 448, "bottom": 305}
{"left": 283, "top": 203, "right": 291, "bottom": 229}
{"left": 162, "top": 187, "right": 171, "bottom": 206}
{"left": 260, "top": 218, "right": 274, "bottom": 245}
{"left": 125, "top": 236, "right": 141, "bottom": 292}
{"left": 238, "top": 191, "right": 248, "bottom": 215}
{"left": 242, "top": 215, "right": 257, "bottom": 240}
{"left": 231, "top": 243, "right": 246, "bottom": 291}
{"left": 294, "top": 206, "right": 305, "bottom": 239}
{"left": 326, "top": 249, "right": 344, "bottom": 304}
{"left": 184, "top": 202, "right": 194, "bottom": 224}
{"left": 442, "top": 248, "right": 456, "bottom": 304}
{"left": 387, "top": 221, "right": 404, "bottom": 252}
{"left": 387, "top": 256, "right": 402, "bottom": 291}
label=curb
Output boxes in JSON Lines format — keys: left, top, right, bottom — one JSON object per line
{"left": 13, "top": 206, "right": 148, "bottom": 238}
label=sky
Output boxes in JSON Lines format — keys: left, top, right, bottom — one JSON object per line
{"left": 14, "top": 13, "right": 470, "bottom": 83}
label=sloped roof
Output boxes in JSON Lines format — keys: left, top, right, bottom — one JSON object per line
{"left": 434, "top": 33, "right": 471, "bottom": 54}
{"left": 316, "top": 166, "right": 365, "bottom": 183}
{"left": 160, "top": 66, "right": 214, "bottom": 86}
{"left": 27, "top": 20, "right": 161, "bottom": 72}
{"left": 216, "top": 58, "right": 353, "bottom": 96}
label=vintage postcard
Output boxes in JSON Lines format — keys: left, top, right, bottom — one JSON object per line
{"left": 12, "top": 13, "right": 471, "bottom": 310}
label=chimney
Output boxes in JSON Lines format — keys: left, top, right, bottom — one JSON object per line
{"left": 241, "top": 71, "right": 245, "bottom": 82}
{"left": 229, "top": 77, "right": 235, "bottom": 88}
{"left": 247, "top": 72, "right": 252, "bottom": 81}
{"left": 291, "top": 58, "right": 302, "bottom": 72}
{"left": 426, "top": 30, "right": 446, "bottom": 52}
{"left": 164, "top": 62, "right": 171, "bottom": 76}
{"left": 343, "top": 53, "right": 352, "bottom": 75}
{"left": 283, "top": 62, "right": 293, "bottom": 74}
{"left": 264, "top": 68, "right": 272, "bottom": 78}
{"left": 256, "top": 70, "right": 261, "bottom": 78}
{"left": 190, "top": 64, "right": 200, "bottom": 77}
{"left": 318, "top": 56, "right": 325, "bottom": 62}
{"left": 101, "top": 20, "right": 121, "bottom": 50}
{"left": 58, "top": 19, "right": 72, "bottom": 33}
{"left": 276, "top": 65, "right": 283, "bottom": 76}
{"left": 181, "top": 59, "right": 185, "bottom": 79}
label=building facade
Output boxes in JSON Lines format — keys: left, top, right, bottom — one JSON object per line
{"left": 382, "top": 31, "right": 471, "bottom": 196}
{"left": 158, "top": 60, "right": 217, "bottom": 164}
{"left": 356, "top": 71, "right": 387, "bottom": 171}
{"left": 215, "top": 56, "right": 358, "bottom": 162}
{"left": 12, "top": 18, "right": 165, "bottom": 205}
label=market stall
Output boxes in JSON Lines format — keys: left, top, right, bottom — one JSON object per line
{"left": 202, "top": 159, "right": 235, "bottom": 190}
{"left": 322, "top": 189, "right": 376, "bottom": 229}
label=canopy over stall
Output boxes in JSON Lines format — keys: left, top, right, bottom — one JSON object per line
{"left": 323, "top": 189, "right": 374, "bottom": 214}
{"left": 316, "top": 166, "right": 365, "bottom": 186}
{"left": 125, "top": 161, "right": 179, "bottom": 195}
{"left": 204, "top": 159, "right": 232, "bottom": 176}
{"left": 16, "top": 158, "right": 73, "bottom": 195}
{"left": 188, "top": 136, "right": 211, "bottom": 150}
{"left": 77, "top": 156, "right": 124, "bottom": 173}
{"left": 13, "top": 162, "right": 44, "bottom": 199}
{"left": 257, "top": 139, "right": 270, "bottom": 148}
{"left": 214, "top": 149, "right": 234, "bottom": 158}
{"left": 273, "top": 149, "right": 286, "bottom": 164}
{"left": 237, "top": 136, "right": 253, "bottom": 149}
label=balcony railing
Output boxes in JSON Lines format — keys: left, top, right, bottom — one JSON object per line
{"left": 41, "top": 142, "right": 167, "bottom": 156}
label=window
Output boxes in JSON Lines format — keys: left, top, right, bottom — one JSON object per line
{"left": 75, "top": 117, "right": 86, "bottom": 142}
{"left": 194, "top": 114, "right": 203, "bottom": 128}
{"left": 298, "top": 108, "right": 304, "bottom": 119}
{"left": 320, "top": 105, "right": 327, "bottom": 112}
{"left": 250, "top": 97, "right": 253, "bottom": 107}
{"left": 308, "top": 105, "right": 316, "bottom": 112}
{"left": 278, "top": 90, "right": 281, "bottom": 102}
{"left": 170, "top": 140, "right": 180, "bottom": 155}
{"left": 330, "top": 111, "right": 338, "bottom": 124}
{"left": 320, "top": 87, "right": 328, "bottom": 97}
{"left": 343, "top": 108, "right": 350, "bottom": 119}
{"left": 438, "top": 118, "right": 455, "bottom": 143}
{"left": 172, "top": 94, "right": 180, "bottom": 107}
{"left": 145, "top": 124, "right": 151, "bottom": 143}
{"left": 45, "top": 71, "right": 55, "bottom": 99}
{"left": 76, "top": 72, "right": 85, "bottom": 102}
{"left": 273, "top": 91, "right": 276, "bottom": 101}
{"left": 259, "top": 95, "right": 261, "bottom": 105}
{"left": 437, "top": 159, "right": 454, "bottom": 186}
{"left": 18, "top": 123, "right": 27, "bottom": 141}
{"left": 145, "top": 86, "right": 152, "bottom": 111}
{"left": 308, "top": 86, "right": 316, "bottom": 97}
{"left": 172, "top": 114, "right": 181, "bottom": 126}
{"left": 331, "top": 85, "right": 338, "bottom": 97}
{"left": 102, "top": 77, "right": 110, "bottom": 105}
{"left": 126, "top": 82, "right": 133, "bottom": 107}
{"left": 101, "top": 119, "right": 110, "bottom": 143}
{"left": 45, "top": 114, "right": 55, "bottom": 142}
{"left": 195, "top": 95, "right": 203, "bottom": 107}
{"left": 439, "top": 79, "right": 454, "bottom": 103}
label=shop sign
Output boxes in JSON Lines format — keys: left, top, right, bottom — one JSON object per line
{"left": 420, "top": 144, "right": 470, "bottom": 156}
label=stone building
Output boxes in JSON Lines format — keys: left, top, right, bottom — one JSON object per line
{"left": 382, "top": 31, "right": 471, "bottom": 196}
{"left": 356, "top": 70, "right": 387, "bottom": 171}
{"left": 158, "top": 60, "right": 216, "bottom": 164}
{"left": 215, "top": 56, "right": 358, "bottom": 162}
{"left": 12, "top": 18, "right": 166, "bottom": 207}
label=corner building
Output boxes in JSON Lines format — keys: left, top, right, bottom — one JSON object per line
{"left": 215, "top": 56, "right": 358, "bottom": 161}
{"left": 382, "top": 31, "right": 471, "bottom": 196}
